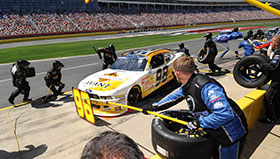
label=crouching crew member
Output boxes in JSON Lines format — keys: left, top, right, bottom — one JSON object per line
{"left": 8, "top": 60, "right": 33, "bottom": 104}
{"left": 96, "top": 44, "right": 117, "bottom": 69}
{"left": 143, "top": 55, "right": 248, "bottom": 159}
{"left": 44, "top": 60, "right": 65, "bottom": 97}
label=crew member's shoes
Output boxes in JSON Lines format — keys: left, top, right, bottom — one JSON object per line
{"left": 8, "top": 98, "right": 14, "bottom": 105}
{"left": 23, "top": 99, "right": 32, "bottom": 103}
{"left": 223, "top": 69, "right": 230, "bottom": 73}
{"left": 259, "top": 118, "right": 275, "bottom": 124}
{"left": 213, "top": 70, "right": 221, "bottom": 76}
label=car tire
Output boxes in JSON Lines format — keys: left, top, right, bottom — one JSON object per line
{"left": 197, "top": 47, "right": 217, "bottom": 64}
{"left": 127, "top": 86, "right": 141, "bottom": 106}
{"left": 233, "top": 54, "right": 271, "bottom": 88}
{"left": 152, "top": 110, "right": 213, "bottom": 159}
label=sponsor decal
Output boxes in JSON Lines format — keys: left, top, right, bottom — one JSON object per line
{"left": 213, "top": 101, "right": 224, "bottom": 109}
{"left": 208, "top": 90, "right": 215, "bottom": 96}
{"left": 210, "top": 96, "right": 221, "bottom": 103}
{"left": 104, "top": 72, "right": 118, "bottom": 77}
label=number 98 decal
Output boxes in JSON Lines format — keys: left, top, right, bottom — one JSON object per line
{"left": 72, "top": 87, "right": 95, "bottom": 124}
{"left": 155, "top": 66, "right": 168, "bottom": 87}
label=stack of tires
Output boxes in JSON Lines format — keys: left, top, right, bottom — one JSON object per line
{"left": 151, "top": 110, "right": 213, "bottom": 159}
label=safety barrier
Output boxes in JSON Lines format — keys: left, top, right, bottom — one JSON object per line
{"left": 237, "top": 88, "right": 266, "bottom": 130}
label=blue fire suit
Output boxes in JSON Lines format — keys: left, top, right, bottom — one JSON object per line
{"left": 220, "top": 32, "right": 243, "bottom": 58}
{"left": 238, "top": 40, "right": 255, "bottom": 56}
{"left": 152, "top": 74, "right": 247, "bottom": 159}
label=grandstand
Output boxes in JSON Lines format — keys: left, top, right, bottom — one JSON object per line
{"left": 0, "top": 0, "right": 280, "bottom": 38}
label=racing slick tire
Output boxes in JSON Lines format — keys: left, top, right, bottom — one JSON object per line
{"left": 127, "top": 86, "right": 141, "bottom": 106}
{"left": 233, "top": 54, "right": 271, "bottom": 88}
{"left": 151, "top": 110, "right": 213, "bottom": 159}
{"left": 197, "top": 47, "right": 216, "bottom": 64}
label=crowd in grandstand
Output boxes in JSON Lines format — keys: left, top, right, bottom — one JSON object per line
{"left": 0, "top": 7, "right": 278, "bottom": 37}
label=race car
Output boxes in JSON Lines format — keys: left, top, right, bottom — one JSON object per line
{"left": 76, "top": 49, "right": 184, "bottom": 116}
{"left": 214, "top": 29, "right": 232, "bottom": 43}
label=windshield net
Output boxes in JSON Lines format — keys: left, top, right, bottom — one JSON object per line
{"left": 110, "top": 57, "right": 147, "bottom": 71}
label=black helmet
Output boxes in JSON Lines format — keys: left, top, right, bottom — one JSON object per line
{"left": 204, "top": 33, "right": 212, "bottom": 38}
{"left": 244, "top": 36, "right": 249, "bottom": 40}
{"left": 233, "top": 27, "right": 239, "bottom": 32}
{"left": 109, "top": 44, "right": 115, "bottom": 49}
{"left": 53, "top": 60, "right": 64, "bottom": 68}
{"left": 178, "top": 43, "right": 184, "bottom": 49}
{"left": 17, "top": 59, "right": 30, "bottom": 68}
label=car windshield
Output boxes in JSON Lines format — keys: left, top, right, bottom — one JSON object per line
{"left": 219, "top": 31, "right": 231, "bottom": 35}
{"left": 110, "top": 57, "right": 147, "bottom": 71}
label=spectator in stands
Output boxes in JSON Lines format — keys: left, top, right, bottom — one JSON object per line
{"left": 81, "top": 131, "right": 144, "bottom": 159}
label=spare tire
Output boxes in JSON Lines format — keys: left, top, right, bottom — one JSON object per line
{"left": 233, "top": 54, "right": 271, "bottom": 88}
{"left": 26, "top": 67, "right": 36, "bottom": 78}
{"left": 152, "top": 110, "right": 213, "bottom": 159}
{"left": 197, "top": 47, "right": 217, "bottom": 64}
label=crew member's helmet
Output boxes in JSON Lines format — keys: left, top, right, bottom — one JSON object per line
{"left": 233, "top": 27, "right": 239, "bottom": 32}
{"left": 109, "top": 44, "right": 115, "bottom": 51}
{"left": 204, "top": 33, "right": 212, "bottom": 38}
{"left": 17, "top": 59, "right": 30, "bottom": 68}
{"left": 53, "top": 60, "right": 64, "bottom": 68}
{"left": 178, "top": 43, "right": 185, "bottom": 49}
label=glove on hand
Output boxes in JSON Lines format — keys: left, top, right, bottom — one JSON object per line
{"left": 142, "top": 103, "right": 157, "bottom": 115}
{"left": 186, "top": 119, "right": 200, "bottom": 131}
{"left": 260, "top": 63, "right": 274, "bottom": 71}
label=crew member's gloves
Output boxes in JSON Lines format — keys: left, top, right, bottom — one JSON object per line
{"left": 260, "top": 63, "right": 274, "bottom": 71}
{"left": 142, "top": 103, "right": 157, "bottom": 115}
{"left": 186, "top": 118, "right": 200, "bottom": 131}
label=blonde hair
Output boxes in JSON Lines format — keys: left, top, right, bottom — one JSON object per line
{"left": 271, "top": 35, "right": 280, "bottom": 50}
{"left": 173, "top": 55, "right": 195, "bottom": 74}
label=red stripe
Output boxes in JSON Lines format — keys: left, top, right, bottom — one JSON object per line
{"left": 210, "top": 96, "right": 221, "bottom": 103}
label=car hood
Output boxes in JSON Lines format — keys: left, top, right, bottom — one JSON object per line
{"left": 78, "top": 69, "right": 145, "bottom": 93}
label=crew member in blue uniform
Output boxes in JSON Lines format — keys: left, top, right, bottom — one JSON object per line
{"left": 238, "top": 36, "right": 255, "bottom": 56}
{"left": 220, "top": 27, "right": 243, "bottom": 58}
{"left": 143, "top": 55, "right": 248, "bottom": 159}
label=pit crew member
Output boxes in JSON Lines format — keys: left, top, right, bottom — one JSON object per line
{"left": 260, "top": 35, "right": 280, "bottom": 123}
{"left": 8, "top": 60, "right": 32, "bottom": 104}
{"left": 143, "top": 55, "right": 248, "bottom": 159}
{"left": 96, "top": 44, "right": 117, "bottom": 69}
{"left": 44, "top": 60, "right": 65, "bottom": 97}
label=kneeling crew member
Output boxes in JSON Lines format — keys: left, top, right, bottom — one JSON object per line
{"left": 143, "top": 55, "right": 248, "bottom": 159}
{"left": 44, "top": 60, "right": 65, "bottom": 97}
{"left": 8, "top": 60, "right": 32, "bottom": 104}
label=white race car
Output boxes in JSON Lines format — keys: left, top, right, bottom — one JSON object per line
{"left": 76, "top": 49, "right": 183, "bottom": 116}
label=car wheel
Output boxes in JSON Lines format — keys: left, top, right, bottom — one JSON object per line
{"left": 152, "top": 110, "right": 213, "bottom": 159}
{"left": 197, "top": 47, "right": 217, "bottom": 64}
{"left": 233, "top": 54, "right": 271, "bottom": 88}
{"left": 127, "top": 86, "right": 141, "bottom": 106}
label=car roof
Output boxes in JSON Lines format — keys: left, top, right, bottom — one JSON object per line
{"left": 121, "top": 49, "right": 171, "bottom": 58}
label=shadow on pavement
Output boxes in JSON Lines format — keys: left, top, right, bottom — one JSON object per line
{"left": 241, "top": 118, "right": 280, "bottom": 159}
{"left": 0, "top": 144, "right": 47, "bottom": 159}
